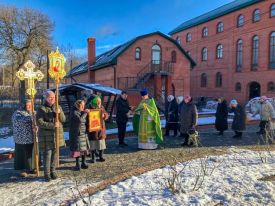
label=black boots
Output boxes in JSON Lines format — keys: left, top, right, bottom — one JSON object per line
{"left": 97, "top": 150, "right": 105, "bottom": 162}
{"left": 91, "top": 150, "right": 105, "bottom": 162}
{"left": 75, "top": 155, "right": 89, "bottom": 170}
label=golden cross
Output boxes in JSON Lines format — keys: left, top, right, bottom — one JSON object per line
{"left": 16, "top": 60, "right": 44, "bottom": 98}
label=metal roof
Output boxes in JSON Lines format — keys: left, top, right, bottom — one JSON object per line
{"left": 169, "top": 0, "right": 263, "bottom": 35}
{"left": 58, "top": 83, "right": 121, "bottom": 95}
{"left": 66, "top": 31, "right": 196, "bottom": 77}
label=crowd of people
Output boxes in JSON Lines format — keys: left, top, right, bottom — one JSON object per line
{"left": 11, "top": 89, "right": 275, "bottom": 181}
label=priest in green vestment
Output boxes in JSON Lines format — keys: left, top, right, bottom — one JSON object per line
{"left": 133, "top": 89, "right": 163, "bottom": 149}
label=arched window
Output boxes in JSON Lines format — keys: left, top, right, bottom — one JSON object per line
{"left": 217, "top": 22, "right": 224, "bottom": 33}
{"left": 135, "top": 47, "right": 141, "bottom": 60}
{"left": 271, "top": 4, "right": 275, "bottom": 17}
{"left": 268, "top": 82, "right": 275, "bottom": 92}
{"left": 202, "top": 27, "right": 208, "bottom": 37}
{"left": 201, "top": 73, "right": 207, "bottom": 88}
{"left": 236, "top": 39, "right": 243, "bottom": 71}
{"left": 237, "top": 14, "right": 244, "bottom": 27}
{"left": 235, "top": 82, "right": 242, "bottom": 92}
{"left": 216, "top": 72, "right": 222, "bottom": 88}
{"left": 252, "top": 36, "right": 259, "bottom": 69}
{"left": 171, "top": 51, "right": 177, "bottom": 63}
{"left": 201, "top": 47, "right": 208, "bottom": 61}
{"left": 176, "top": 36, "right": 181, "bottom": 45}
{"left": 270, "top": 32, "right": 275, "bottom": 68}
{"left": 186, "top": 33, "right": 192, "bottom": 42}
{"left": 253, "top": 9, "right": 260, "bottom": 22}
{"left": 152, "top": 44, "right": 161, "bottom": 64}
{"left": 216, "top": 44, "right": 223, "bottom": 59}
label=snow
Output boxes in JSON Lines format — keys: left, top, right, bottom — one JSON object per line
{"left": 0, "top": 173, "right": 99, "bottom": 206}
{"left": 0, "top": 137, "right": 14, "bottom": 154}
{"left": 74, "top": 149, "right": 275, "bottom": 206}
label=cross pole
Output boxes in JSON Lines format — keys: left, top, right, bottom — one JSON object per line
{"left": 16, "top": 60, "right": 44, "bottom": 177}
{"left": 48, "top": 48, "right": 66, "bottom": 168}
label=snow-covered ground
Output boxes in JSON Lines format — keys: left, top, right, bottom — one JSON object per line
{"left": 73, "top": 149, "right": 275, "bottom": 206}
{"left": 1, "top": 115, "right": 232, "bottom": 154}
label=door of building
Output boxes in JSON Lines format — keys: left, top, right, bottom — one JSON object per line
{"left": 249, "top": 81, "right": 261, "bottom": 99}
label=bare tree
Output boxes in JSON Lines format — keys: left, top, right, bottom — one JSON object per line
{"left": 59, "top": 43, "right": 86, "bottom": 73}
{"left": 0, "top": 6, "right": 54, "bottom": 101}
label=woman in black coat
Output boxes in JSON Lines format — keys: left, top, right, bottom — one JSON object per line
{"left": 215, "top": 98, "right": 228, "bottom": 135}
{"left": 69, "top": 100, "right": 90, "bottom": 170}
{"left": 165, "top": 95, "right": 179, "bottom": 137}
{"left": 179, "top": 95, "right": 198, "bottom": 145}
{"left": 229, "top": 99, "right": 246, "bottom": 138}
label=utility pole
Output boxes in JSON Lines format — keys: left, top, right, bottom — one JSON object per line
{"left": 47, "top": 50, "right": 49, "bottom": 89}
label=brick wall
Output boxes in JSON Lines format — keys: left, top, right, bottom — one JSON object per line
{"left": 172, "top": 0, "right": 275, "bottom": 104}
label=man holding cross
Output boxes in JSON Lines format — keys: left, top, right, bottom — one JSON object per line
{"left": 37, "top": 91, "right": 66, "bottom": 182}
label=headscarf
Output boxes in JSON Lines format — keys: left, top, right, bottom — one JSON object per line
{"left": 91, "top": 96, "right": 101, "bottom": 109}
{"left": 19, "top": 99, "right": 32, "bottom": 111}
{"left": 177, "top": 96, "right": 184, "bottom": 104}
{"left": 167, "top": 95, "right": 174, "bottom": 102}
{"left": 74, "top": 100, "right": 84, "bottom": 110}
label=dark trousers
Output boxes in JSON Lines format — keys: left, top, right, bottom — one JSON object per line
{"left": 165, "top": 122, "right": 178, "bottom": 136}
{"left": 91, "top": 150, "right": 104, "bottom": 159}
{"left": 234, "top": 131, "right": 243, "bottom": 137}
{"left": 76, "top": 155, "right": 86, "bottom": 167}
{"left": 14, "top": 143, "right": 33, "bottom": 171}
{"left": 117, "top": 122, "right": 127, "bottom": 144}
{"left": 42, "top": 149, "right": 56, "bottom": 176}
{"left": 181, "top": 133, "right": 190, "bottom": 145}
{"left": 259, "top": 121, "right": 268, "bottom": 134}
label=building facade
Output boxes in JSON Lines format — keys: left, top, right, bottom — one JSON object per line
{"left": 170, "top": 0, "right": 275, "bottom": 104}
{"left": 66, "top": 32, "right": 195, "bottom": 108}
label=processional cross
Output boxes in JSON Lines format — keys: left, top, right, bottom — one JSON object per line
{"left": 16, "top": 60, "right": 44, "bottom": 98}
{"left": 16, "top": 60, "right": 44, "bottom": 177}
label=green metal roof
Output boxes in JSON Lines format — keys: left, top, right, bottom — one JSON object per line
{"left": 67, "top": 31, "right": 196, "bottom": 77}
{"left": 169, "top": 0, "right": 263, "bottom": 35}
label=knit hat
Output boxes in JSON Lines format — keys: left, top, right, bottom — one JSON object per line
{"left": 230, "top": 99, "right": 238, "bottom": 105}
{"left": 140, "top": 89, "right": 148, "bottom": 96}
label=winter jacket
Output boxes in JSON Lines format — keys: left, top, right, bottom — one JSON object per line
{"left": 229, "top": 104, "right": 246, "bottom": 131}
{"left": 253, "top": 100, "right": 275, "bottom": 121}
{"left": 37, "top": 102, "right": 66, "bottom": 151}
{"left": 12, "top": 110, "right": 34, "bottom": 144}
{"left": 87, "top": 106, "right": 109, "bottom": 141}
{"left": 215, "top": 100, "right": 228, "bottom": 131}
{"left": 116, "top": 97, "right": 131, "bottom": 124}
{"left": 69, "top": 109, "right": 89, "bottom": 152}
{"left": 179, "top": 102, "right": 198, "bottom": 134}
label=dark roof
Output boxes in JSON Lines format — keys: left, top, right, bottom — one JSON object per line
{"left": 169, "top": 0, "right": 263, "bottom": 35}
{"left": 66, "top": 31, "right": 196, "bottom": 77}
{"left": 58, "top": 83, "right": 121, "bottom": 95}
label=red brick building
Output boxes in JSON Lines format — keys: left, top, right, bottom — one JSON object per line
{"left": 169, "top": 0, "right": 275, "bottom": 104}
{"left": 66, "top": 32, "right": 195, "bottom": 108}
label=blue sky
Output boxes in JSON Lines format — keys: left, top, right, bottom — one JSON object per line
{"left": 0, "top": 0, "right": 233, "bottom": 56}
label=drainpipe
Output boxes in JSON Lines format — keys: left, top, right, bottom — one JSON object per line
{"left": 112, "top": 65, "right": 116, "bottom": 88}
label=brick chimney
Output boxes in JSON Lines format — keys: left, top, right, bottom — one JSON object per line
{"left": 87, "top": 37, "right": 96, "bottom": 82}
